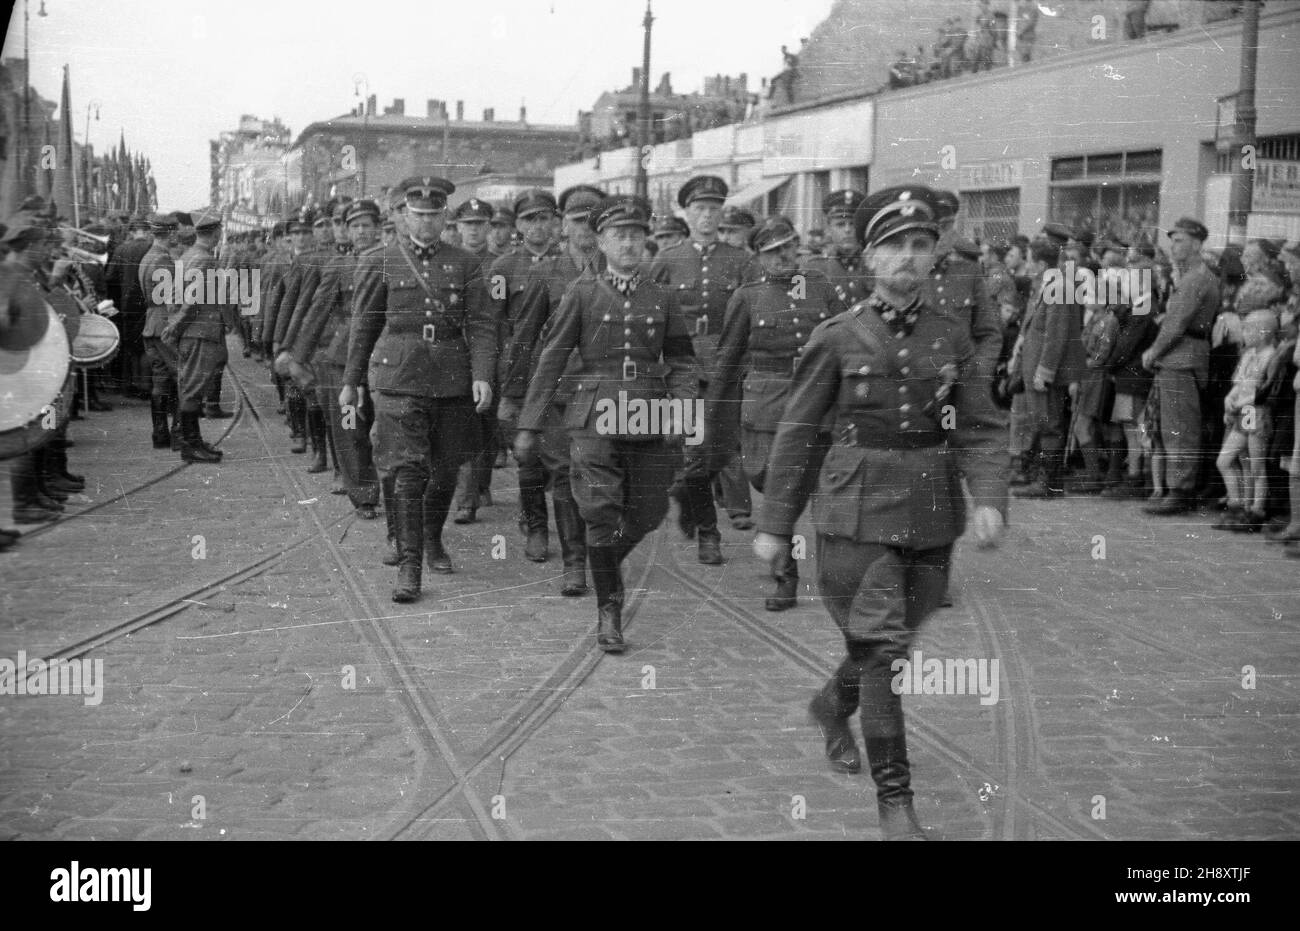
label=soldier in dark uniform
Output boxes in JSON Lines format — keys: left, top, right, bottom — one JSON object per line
{"left": 801, "top": 189, "right": 873, "bottom": 308}
{"left": 718, "top": 206, "right": 758, "bottom": 252}
{"left": 488, "top": 206, "right": 516, "bottom": 258}
{"left": 515, "top": 195, "right": 698, "bottom": 651}
{"left": 651, "top": 215, "right": 688, "bottom": 253}
{"left": 753, "top": 186, "right": 1008, "bottom": 839}
{"left": 708, "top": 216, "right": 846, "bottom": 610}
{"left": 492, "top": 189, "right": 564, "bottom": 561}
{"left": 262, "top": 210, "right": 315, "bottom": 444}
{"left": 104, "top": 215, "right": 153, "bottom": 398}
{"left": 290, "top": 199, "right": 383, "bottom": 519}
{"left": 139, "top": 212, "right": 181, "bottom": 450}
{"left": 649, "top": 174, "right": 759, "bottom": 564}
{"left": 339, "top": 175, "right": 495, "bottom": 603}
{"left": 160, "top": 209, "right": 237, "bottom": 463}
{"left": 450, "top": 197, "right": 500, "bottom": 524}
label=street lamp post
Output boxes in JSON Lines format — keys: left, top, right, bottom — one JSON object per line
{"left": 83, "top": 100, "right": 100, "bottom": 219}
{"left": 353, "top": 73, "right": 369, "bottom": 197}
{"left": 635, "top": 0, "right": 653, "bottom": 201}
{"left": 20, "top": 0, "right": 50, "bottom": 198}
{"left": 1227, "top": 0, "right": 1261, "bottom": 245}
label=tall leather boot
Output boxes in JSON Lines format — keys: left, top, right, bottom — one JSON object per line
{"left": 860, "top": 668, "right": 925, "bottom": 840}
{"left": 169, "top": 397, "right": 183, "bottom": 451}
{"left": 150, "top": 396, "right": 172, "bottom": 449}
{"left": 690, "top": 476, "right": 724, "bottom": 564}
{"left": 44, "top": 433, "right": 84, "bottom": 489}
{"left": 288, "top": 394, "right": 307, "bottom": 453}
{"left": 179, "top": 411, "right": 221, "bottom": 463}
{"left": 766, "top": 542, "right": 798, "bottom": 611}
{"left": 520, "top": 482, "right": 549, "bottom": 562}
{"left": 670, "top": 480, "right": 696, "bottom": 539}
{"left": 807, "top": 660, "right": 862, "bottom": 774}
{"left": 391, "top": 479, "right": 423, "bottom": 603}
{"left": 381, "top": 474, "right": 400, "bottom": 566}
{"left": 12, "top": 454, "right": 60, "bottom": 523}
{"left": 553, "top": 498, "right": 589, "bottom": 596}
{"left": 423, "top": 478, "right": 455, "bottom": 573}
{"left": 306, "top": 408, "right": 329, "bottom": 473}
{"left": 588, "top": 545, "right": 624, "bottom": 653}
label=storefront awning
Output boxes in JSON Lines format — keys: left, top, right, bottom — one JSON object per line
{"left": 727, "top": 175, "right": 790, "bottom": 207}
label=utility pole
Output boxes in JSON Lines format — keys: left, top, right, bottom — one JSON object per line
{"left": 1227, "top": 0, "right": 1260, "bottom": 245}
{"left": 635, "top": 0, "right": 653, "bottom": 201}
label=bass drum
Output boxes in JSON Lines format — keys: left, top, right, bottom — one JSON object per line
{"left": 71, "top": 311, "right": 120, "bottom": 369}
{"left": 0, "top": 304, "right": 72, "bottom": 460}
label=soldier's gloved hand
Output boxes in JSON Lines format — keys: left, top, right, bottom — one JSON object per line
{"left": 472, "top": 380, "right": 493, "bottom": 414}
{"left": 752, "top": 531, "right": 788, "bottom": 565}
{"left": 971, "top": 506, "right": 1004, "bottom": 550}
{"left": 513, "top": 429, "right": 538, "bottom": 466}
{"left": 338, "top": 385, "right": 358, "bottom": 412}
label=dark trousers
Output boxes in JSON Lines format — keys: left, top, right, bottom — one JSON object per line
{"left": 452, "top": 404, "right": 499, "bottom": 512}
{"left": 144, "top": 336, "right": 178, "bottom": 401}
{"left": 317, "top": 364, "right": 379, "bottom": 508}
{"left": 176, "top": 336, "right": 224, "bottom": 413}
{"left": 814, "top": 536, "right": 953, "bottom": 738}
{"left": 1151, "top": 367, "right": 1204, "bottom": 495}
{"left": 570, "top": 434, "right": 680, "bottom": 549}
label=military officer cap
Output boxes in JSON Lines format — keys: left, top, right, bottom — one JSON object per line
{"left": 652, "top": 216, "right": 690, "bottom": 240}
{"left": 148, "top": 211, "right": 179, "bottom": 232}
{"left": 558, "top": 185, "right": 606, "bottom": 221}
{"left": 311, "top": 210, "right": 331, "bottom": 229}
{"left": 396, "top": 175, "right": 456, "bottom": 213}
{"left": 749, "top": 216, "right": 799, "bottom": 253}
{"left": 344, "top": 199, "right": 381, "bottom": 225}
{"left": 1041, "top": 222, "right": 1072, "bottom": 244}
{"left": 677, "top": 175, "right": 728, "bottom": 208}
{"left": 270, "top": 221, "right": 287, "bottom": 238}
{"left": 1167, "top": 217, "right": 1208, "bottom": 241}
{"left": 853, "top": 185, "right": 941, "bottom": 248}
{"left": 822, "top": 189, "right": 867, "bottom": 220}
{"left": 1096, "top": 237, "right": 1129, "bottom": 256}
{"left": 513, "top": 189, "right": 558, "bottom": 220}
{"left": 931, "top": 189, "right": 961, "bottom": 222}
{"left": 718, "top": 206, "right": 758, "bottom": 231}
{"left": 490, "top": 205, "right": 515, "bottom": 227}
{"left": 173, "top": 211, "right": 193, "bottom": 227}
{"left": 453, "top": 198, "right": 494, "bottom": 223}
{"left": 594, "top": 195, "right": 653, "bottom": 233}
{"left": 329, "top": 197, "right": 354, "bottom": 221}
{"left": 190, "top": 207, "right": 222, "bottom": 231}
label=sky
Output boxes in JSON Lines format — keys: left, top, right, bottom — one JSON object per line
{"left": 3, "top": 0, "right": 834, "bottom": 210}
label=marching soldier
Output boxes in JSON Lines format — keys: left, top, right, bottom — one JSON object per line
{"left": 140, "top": 212, "right": 181, "bottom": 450}
{"left": 753, "top": 185, "right": 1008, "bottom": 839}
{"left": 491, "top": 189, "right": 564, "bottom": 561}
{"left": 290, "top": 199, "right": 383, "bottom": 519}
{"left": 708, "top": 216, "right": 846, "bottom": 611}
{"left": 450, "top": 197, "right": 501, "bottom": 524}
{"left": 262, "top": 210, "right": 315, "bottom": 445}
{"left": 515, "top": 195, "right": 698, "bottom": 652}
{"left": 339, "top": 175, "right": 496, "bottom": 603}
{"left": 801, "top": 189, "right": 872, "bottom": 308}
{"left": 649, "top": 174, "right": 759, "bottom": 564}
{"left": 160, "top": 208, "right": 238, "bottom": 463}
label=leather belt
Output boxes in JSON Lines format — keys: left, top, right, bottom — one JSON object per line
{"left": 748, "top": 355, "right": 798, "bottom": 376}
{"left": 836, "top": 421, "right": 946, "bottom": 449}
{"left": 420, "top": 324, "right": 464, "bottom": 343}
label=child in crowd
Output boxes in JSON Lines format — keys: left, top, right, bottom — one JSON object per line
{"left": 1214, "top": 302, "right": 1281, "bottom": 532}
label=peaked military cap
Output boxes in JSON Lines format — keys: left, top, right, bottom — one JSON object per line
{"left": 652, "top": 216, "right": 690, "bottom": 239}
{"left": 1167, "top": 217, "right": 1208, "bottom": 241}
{"left": 677, "top": 175, "right": 728, "bottom": 208}
{"left": 453, "top": 198, "right": 494, "bottom": 222}
{"left": 270, "top": 221, "right": 288, "bottom": 238}
{"left": 190, "top": 207, "right": 222, "bottom": 231}
{"left": 930, "top": 189, "right": 960, "bottom": 222}
{"left": 1096, "top": 238, "right": 1129, "bottom": 256}
{"left": 1041, "top": 222, "right": 1072, "bottom": 245}
{"left": 718, "top": 206, "right": 758, "bottom": 230}
{"left": 329, "top": 197, "right": 354, "bottom": 220}
{"left": 148, "top": 211, "right": 179, "bottom": 232}
{"left": 513, "top": 189, "right": 558, "bottom": 219}
{"left": 750, "top": 216, "right": 799, "bottom": 253}
{"left": 558, "top": 184, "right": 606, "bottom": 220}
{"left": 345, "top": 200, "right": 381, "bottom": 224}
{"left": 396, "top": 175, "right": 455, "bottom": 213}
{"left": 853, "top": 185, "right": 941, "bottom": 248}
{"left": 490, "top": 205, "right": 516, "bottom": 227}
{"left": 173, "top": 211, "right": 193, "bottom": 227}
{"left": 822, "top": 189, "right": 867, "bottom": 220}
{"left": 594, "top": 195, "right": 653, "bottom": 233}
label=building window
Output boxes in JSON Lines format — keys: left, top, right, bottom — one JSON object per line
{"left": 1049, "top": 149, "right": 1161, "bottom": 243}
{"left": 960, "top": 188, "right": 1020, "bottom": 245}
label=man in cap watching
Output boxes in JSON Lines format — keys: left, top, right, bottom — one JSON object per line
{"left": 488, "top": 206, "right": 515, "bottom": 258}
{"left": 139, "top": 212, "right": 182, "bottom": 450}
{"left": 718, "top": 206, "right": 758, "bottom": 253}
{"left": 753, "top": 184, "right": 1007, "bottom": 839}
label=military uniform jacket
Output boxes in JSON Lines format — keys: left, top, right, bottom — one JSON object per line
{"left": 932, "top": 250, "right": 1003, "bottom": 382}
{"left": 256, "top": 253, "right": 289, "bottom": 339}
{"left": 489, "top": 245, "right": 564, "bottom": 400}
{"left": 261, "top": 249, "right": 303, "bottom": 347}
{"left": 273, "top": 246, "right": 334, "bottom": 351}
{"left": 344, "top": 238, "right": 495, "bottom": 398}
{"left": 1018, "top": 273, "right": 1084, "bottom": 388}
{"left": 649, "top": 239, "right": 759, "bottom": 376}
{"left": 532, "top": 250, "right": 608, "bottom": 406}
{"left": 283, "top": 244, "right": 349, "bottom": 356}
{"left": 175, "top": 243, "right": 238, "bottom": 342}
{"left": 1148, "top": 257, "right": 1220, "bottom": 374}
{"left": 758, "top": 294, "right": 1009, "bottom": 550}
{"left": 708, "top": 270, "right": 846, "bottom": 435}
{"left": 291, "top": 248, "right": 363, "bottom": 370}
{"left": 139, "top": 242, "right": 176, "bottom": 338}
{"left": 800, "top": 250, "right": 873, "bottom": 308}
{"left": 518, "top": 275, "right": 698, "bottom": 436}
{"left": 106, "top": 238, "right": 152, "bottom": 319}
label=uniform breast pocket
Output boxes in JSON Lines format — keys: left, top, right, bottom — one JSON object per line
{"left": 840, "top": 353, "right": 881, "bottom": 407}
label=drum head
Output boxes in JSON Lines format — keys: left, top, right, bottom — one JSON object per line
{"left": 71, "top": 312, "right": 120, "bottom": 366}
{"left": 0, "top": 305, "right": 71, "bottom": 433}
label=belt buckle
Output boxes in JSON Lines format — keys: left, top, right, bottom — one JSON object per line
{"left": 695, "top": 314, "right": 708, "bottom": 336}
{"left": 422, "top": 323, "right": 437, "bottom": 343}
{"left": 622, "top": 358, "right": 637, "bottom": 381}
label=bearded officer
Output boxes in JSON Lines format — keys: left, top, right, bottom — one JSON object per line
{"left": 515, "top": 195, "right": 698, "bottom": 652}
{"left": 649, "top": 174, "right": 759, "bottom": 564}
{"left": 339, "top": 175, "right": 495, "bottom": 603}
{"left": 753, "top": 185, "right": 1008, "bottom": 839}
{"left": 708, "top": 216, "right": 846, "bottom": 611}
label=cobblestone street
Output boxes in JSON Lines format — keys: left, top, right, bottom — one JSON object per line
{"left": 1, "top": 344, "right": 1295, "bottom": 841}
